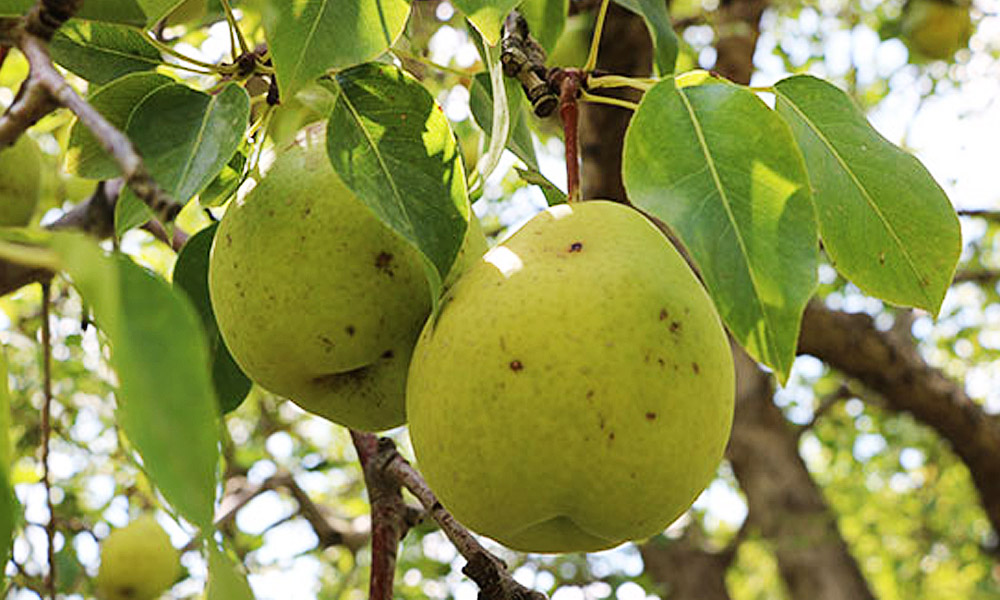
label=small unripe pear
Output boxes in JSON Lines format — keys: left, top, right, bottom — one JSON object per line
{"left": 96, "top": 516, "right": 180, "bottom": 600}
{"left": 0, "top": 135, "right": 42, "bottom": 227}
{"left": 407, "top": 201, "right": 735, "bottom": 553}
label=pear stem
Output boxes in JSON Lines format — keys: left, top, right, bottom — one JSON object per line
{"left": 554, "top": 68, "right": 584, "bottom": 203}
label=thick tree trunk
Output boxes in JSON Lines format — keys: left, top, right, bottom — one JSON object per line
{"left": 728, "top": 349, "right": 877, "bottom": 600}
{"left": 579, "top": 3, "right": 651, "bottom": 202}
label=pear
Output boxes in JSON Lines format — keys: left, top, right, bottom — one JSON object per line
{"left": 901, "top": 0, "right": 973, "bottom": 61}
{"left": 209, "top": 126, "right": 483, "bottom": 431}
{"left": 406, "top": 200, "right": 735, "bottom": 553}
{"left": 96, "top": 516, "right": 180, "bottom": 600}
{"left": 0, "top": 135, "right": 42, "bottom": 227}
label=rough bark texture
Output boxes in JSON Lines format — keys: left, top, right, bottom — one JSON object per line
{"left": 800, "top": 300, "right": 1000, "bottom": 538}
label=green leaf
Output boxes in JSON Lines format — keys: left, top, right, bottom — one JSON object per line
{"left": 125, "top": 82, "right": 250, "bottom": 204}
{"left": 515, "top": 167, "right": 566, "bottom": 205}
{"left": 623, "top": 77, "right": 817, "bottom": 382}
{"left": 174, "top": 223, "right": 252, "bottom": 414}
{"left": 773, "top": 75, "right": 960, "bottom": 314}
{"left": 0, "top": 0, "right": 165, "bottom": 25}
{"left": 475, "top": 40, "right": 510, "bottom": 183}
{"left": 114, "top": 189, "right": 155, "bottom": 238}
{"left": 613, "top": 0, "right": 679, "bottom": 75}
{"left": 49, "top": 234, "right": 220, "bottom": 529}
{"left": 520, "top": 0, "right": 568, "bottom": 52}
{"left": 49, "top": 21, "right": 161, "bottom": 85}
{"left": 470, "top": 72, "right": 538, "bottom": 170}
{"left": 453, "top": 0, "right": 520, "bottom": 44}
{"left": 259, "top": 0, "right": 410, "bottom": 98}
{"left": 200, "top": 147, "right": 248, "bottom": 207}
{"left": 0, "top": 351, "right": 16, "bottom": 570}
{"left": 324, "top": 63, "right": 470, "bottom": 293}
{"left": 206, "top": 545, "right": 255, "bottom": 600}
{"left": 66, "top": 72, "right": 176, "bottom": 179}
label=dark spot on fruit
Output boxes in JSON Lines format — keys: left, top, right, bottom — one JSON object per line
{"left": 630, "top": 471, "right": 637, "bottom": 479}
{"left": 382, "top": 349, "right": 394, "bottom": 359}
{"left": 319, "top": 335, "right": 334, "bottom": 349}
{"left": 657, "top": 358, "right": 666, "bottom": 367}
{"left": 375, "top": 252, "right": 394, "bottom": 275}
{"left": 304, "top": 208, "right": 312, "bottom": 216}
{"left": 510, "top": 360, "right": 523, "bottom": 372}
{"left": 345, "top": 325, "right": 356, "bottom": 336}
{"left": 225, "top": 233, "right": 232, "bottom": 245}
{"left": 568, "top": 241, "right": 583, "bottom": 252}
{"left": 268, "top": 209, "right": 275, "bottom": 217}
{"left": 646, "top": 412, "right": 657, "bottom": 420}
{"left": 692, "top": 362, "right": 700, "bottom": 374}
{"left": 586, "top": 390, "right": 595, "bottom": 399}
{"left": 608, "top": 432, "right": 615, "bottom": 442}
{"left": 670, "top": 321, "right": 682, "bottom": 333}
{"left": 878, "top": 251, "right": 886, "bottom": 265}
{"left": 598, "top": 414, "right": 606, "bottom": 429}
{"left": 659, "top": 308, "right": 669, "bottom": 320}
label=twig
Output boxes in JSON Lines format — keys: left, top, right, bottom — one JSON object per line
{"left": 957, "top": 209, "right": 1000, "bottom": 222}
{"left": 39, "top": 281, "right": 56, "bottom": 600}
{"left": 376, "top": 439, "right": 547, "bottom": 600}
{"left": 953, "top": 269, "right": 1000, "bottom": 284}
{"left": 351, "top": 432, "right": 422, "bottom": 600}
{"left": 15, "top": 35, "right": 182, "bottom": 222}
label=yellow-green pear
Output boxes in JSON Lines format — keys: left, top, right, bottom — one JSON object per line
{"left": 0, "top": 135, "right": 42, "bottom": 227}
{"left": 407, "top": 200, "right": 735, "bottom": 553}
{"left": 96, "top": 516, "right": 180, "bottom": 600}
{"left": 901, "top": 0, "right": 973, "bottom": 61}
{"left": 209, "top": 126, "right": 484, "bottom": 431}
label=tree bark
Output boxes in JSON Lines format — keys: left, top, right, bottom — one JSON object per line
{"left": 799, "top": 300, "right": 1000, "bottom": 539}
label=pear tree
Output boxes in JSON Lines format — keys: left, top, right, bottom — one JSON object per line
{"left": 0, "top": 0, "right": 992, "bottom": 599}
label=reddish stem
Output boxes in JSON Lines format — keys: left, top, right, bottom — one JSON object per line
{"left": 555, "top": 69, "right": 583, "bottom": 203}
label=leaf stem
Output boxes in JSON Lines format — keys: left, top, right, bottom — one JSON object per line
{"left": 586, "top": 73, "right": 655, "bottom": 92}
{"left": 143, "top": 33, "right": 221, "bottom": 72}
{"left": 582, "top": 0, "right": 611, "bottom": 72}
{"left": 218, "top": 0, "right": 250, "bottom": 59}
{"left": 579, "top": 90, "right": 638, "bottom": 111}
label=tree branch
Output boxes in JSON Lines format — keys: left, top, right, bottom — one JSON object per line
{"left": 350, "top": 432, "right": 422, "bottom": 600}
{"left": 799, "top": 299, "right": 1000, "bottom": 538}
{"left": 1, "top": 4, "right": 182, "bottom": 223}
{"left": 361, "top": 437, "right": 546, "bottom": 600}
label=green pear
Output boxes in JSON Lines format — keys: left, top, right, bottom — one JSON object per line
{"left": 901, "top": 0, "right": 973, "bottom": 61}
{"left": 209, "top": 126, "right": 484, "bottom": 431}
{"left": 96, "top": 516, "right": 180, "bottom": 600}
{"left": 407, "top": 200, "right": 735, "bottom": 553}
{"left": 0, "top": 135, "right": 42, "bottom": 227}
